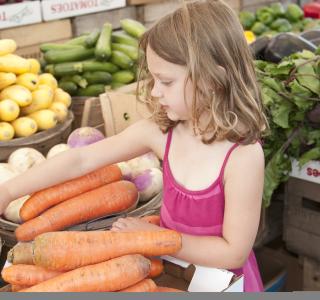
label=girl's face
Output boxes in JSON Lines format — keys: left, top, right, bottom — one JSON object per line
{"left": 146, "top": 45, "right": 193, "bottom": 122}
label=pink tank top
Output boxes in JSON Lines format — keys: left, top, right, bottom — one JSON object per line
{"left": 160, "top": 128, "right": 264, "bottom": 292}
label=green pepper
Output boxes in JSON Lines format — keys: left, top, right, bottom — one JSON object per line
{"left": 239, "top": 11, "right": 256, "bottom": 30}
{"left": 285, "top": 4, "right": 304, "bottom": 22}
{"left": 256, "top": 7, "right": 274, "bottom": 26}
{"left": 251, "top": 22, "right": 268, "bottom": 36}
{"left": 270, "top": 3, "right": 285, "bottom": 18}
{"left": 270, "top": 18, "right": 292, "bottom": 32}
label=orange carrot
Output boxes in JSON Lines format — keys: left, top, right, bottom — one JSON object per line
{"left": 20, "top": 255, "right": 150, "bottom": 292}
{"left": 20, "top": 164, "right": 122, "bottom": 221}
{"left": 119, "top": 278, "right": 157, "bottom": 292}
{"left": 10, "top": 230, "right": 181, "bottom": 271}
{"left": 7, "top": 242, "right": 34, "bottom": 265}
{"left": 1, "top": 264, "right": 62, "bottom": 286}
{"left": 16, "top": 180, "right": 137, "bottom": 242}
{"left": 11, "top": 285, "right": 30, "bottom": 292}
{"left": 156, "top": 286, "right": 184, "bottom": 292}
{"left": 148, "top": 258, "right": 164, "bottom": 278}
{"left": 141, "top": 215, "right": 160, "bottom": 226}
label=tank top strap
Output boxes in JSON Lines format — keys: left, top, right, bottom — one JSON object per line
{"left": 164, "top": 128, "right": 173, "bottom": 162}
{"left": 218, "top": 143, "right": 239, "bottom": 181}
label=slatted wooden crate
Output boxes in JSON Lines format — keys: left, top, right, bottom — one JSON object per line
{"left": 303, "top": 256, "right": 320, "bottom": 291}
{"left": 283, "top": 177, "right": 320, "bottom": 261}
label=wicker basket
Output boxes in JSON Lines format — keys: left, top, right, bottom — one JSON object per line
{"left": 0, "top": 192, "right": 162, "bottom": 248}
{"left": 0, "top": 112, "right": 74, "bottom": 162}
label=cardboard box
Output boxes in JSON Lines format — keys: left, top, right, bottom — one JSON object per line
{"left": 155, "top": 256, "right": 244, "bottom": 292}
{"left": 41, "top": 0, "right": 126, "bottom": 21}
{"left": 0, "top": 1, "right": 42, "bottom": 29}
{"left": 290, "top": 159, "right": 320, "bottom": 184}
{"left": 99, "top": 90, "right": 150, "bottom": 136}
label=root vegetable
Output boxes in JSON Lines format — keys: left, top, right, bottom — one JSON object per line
{"left": 20, "top": 164, "right": 121, "bottom": 222}
{"left": 120, "top": 278, "right": 157, "bottom": 292}
{"left": 9, "top": 230, "right": 182, "bottom": 271}
{"left": 21, "top": 255, "right": 150, "bottom": 292}
{"left": 16, "top": 180, "right": 138, "bottom": 242}
{"left": 8, "top": 148, "right": 45, "bottom": 173}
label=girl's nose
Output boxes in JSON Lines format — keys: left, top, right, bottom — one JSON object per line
{"left": 151, "top": 82, "right": 163, "bottom": 98}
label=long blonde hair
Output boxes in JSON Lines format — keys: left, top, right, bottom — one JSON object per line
{"left": 137, "top": 0, "right": 268, "bottom": 144}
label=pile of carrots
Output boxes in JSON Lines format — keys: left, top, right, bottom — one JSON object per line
{"left": 2, "top": 228, "right": 184, "bottom": 292}
{"left": 15, "top": 164, "right": 139, "bottom": 242}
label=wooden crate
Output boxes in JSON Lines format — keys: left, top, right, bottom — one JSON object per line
{"left": 70, "top": 97, "right": 105, "bottom": 134}
{"left": 127, "top": 0, "right": 162, "bottom": 5}
{"left": 72, "top": 6, "right": 138, "bottom": 36}
{"left": 303, "top": 256, "right": 320, "bottom": 291}
{"left": 283, "top": 178, "right": 320, "bottom": 261}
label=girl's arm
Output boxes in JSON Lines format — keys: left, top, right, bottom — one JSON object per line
{"left": 0, "top": 119, "right": 157, "bottom": 214}
{"left": 173, "top": 143, "right": 264, "bottom": 269}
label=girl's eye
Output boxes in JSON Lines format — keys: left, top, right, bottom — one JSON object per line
{"left": 161, "top": 81, "right": 172, "bottom": 86}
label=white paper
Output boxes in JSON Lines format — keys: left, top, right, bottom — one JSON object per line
{"left": 290, "top": 159, "right": 320, "bottom": 184}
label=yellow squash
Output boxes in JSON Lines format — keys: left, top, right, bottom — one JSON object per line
{"left": 0, "top": 122, "right": 14, "bottom": 141}
{"left": 0, "top": 85, "right": 32, "bottom": 107}
{"left": 0, "top": 54, "right": 31, "bottom": 74}
{"left": 0, "top": 72, "right": 16, "bottom": 90}
{"left": 12, "top": 117, "right": 38, "bottom": 137}
{"left": 0, "top": 39, "right": 17, "bottom": 56}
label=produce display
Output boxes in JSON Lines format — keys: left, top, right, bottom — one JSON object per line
{"left": 0, "top": 39, "right": 72, "bottom": 141}
{"left": 240, "top": 3, "right": 320, "bottom": 37}
{"left": 257, "top": 48, "right": 320, "bottom": 206}
{"left": 40, "top": 19, "right": 145, "bottom": 97}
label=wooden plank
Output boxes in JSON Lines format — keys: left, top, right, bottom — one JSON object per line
{"left": 72, "top": 6, "right": 137, "bottom": 36}
{"left": 0, "top": 19, "right": 72, "bottom": 48}
{"left": 303, "top": 256, "right": 320, "bottom": 291}
{"left": 287, "top": 178, "right": 320, "bottom": 204}
{"left": 284, "top": 226, "right": 320, "bottom": 260}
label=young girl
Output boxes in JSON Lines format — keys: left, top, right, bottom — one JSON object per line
{"left": 0, "top": 0, "right": 267, "bottom": 292}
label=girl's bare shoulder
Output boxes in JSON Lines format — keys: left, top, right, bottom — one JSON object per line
{"left": 127, "top": 119, "right": 168, "bottom": 156}
{"left": 226, "top": 142, "right": 265, "bottom": 174}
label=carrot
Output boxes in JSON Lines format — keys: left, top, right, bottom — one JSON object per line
{"left": 16, "top": 180, "right": 138, "bottom": 242}
{"left": 1, "top": 264, "right": 62, "bottom": 286}
{"left": 10, "top": 230, "right": 181, "bottom": 271}
{"left": 148, "top": 258, "right": 164, "bottom": 278}
{"left": 20, "top": 164, "right": 122, "bottom": 221}
{"left": 11, "top": 285, "right": 30, "bottom": 292}
{"left": 7, "top": 242, "right": 34, "bottom": 265}
{"left": 20, "top": 255, "right": 150, "bottom": 292}
{"left": 141, "top": 215, "right": 160, "bottom": 226}
{"left": 156, "top": 286, "right": 184, "bottom": 292}
{"left": 119, "top": 278, "right": 157, "bottom": 292}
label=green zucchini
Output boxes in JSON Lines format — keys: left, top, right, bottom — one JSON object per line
{"left": 40, "top": 43, "right": 84, "bottom": 53}
{"left": 58, "top": 81, "right": 78, "bottom": 96}
{"left": 120, "top": 19, "right": 146, "bottom": 39}
{"left": 95, "top": 22, "right": 112, "bottom": 61}
{"left": 65, "top": 35, "right": 88, "bottom": 46}
{"left": 111, "top": 51, "right": 134, "bottom": 69}
{"left": 111, "top": 31, "right": 139, "bottom": 47}
{"left": 83, "top": 71, "right": 112, "bottom": 85}
{"left": 111, "top": 43, "right": 138, "bottom": 61}
{"left": 77, "top": 84, "right": 105, "bottom": 97}
{"left": 82, "top": 61, "right": 119, "bottom": 73}
{"left": 111, "top": 82, "right": 125, "bottom": 90}
{"left": 60, "top": 75, "right": 88, "bottom": 88}
{"left": 44, "top": 48, "right": 95, "bottom": 64}
{"left": 53, "top": 62, "right": 83, "bottom": 77}
{"left": 85, "top": 28, "right": 101, "bottom": 48}
{"left": 112, "top": 70, "right": 135, "bottom": 84}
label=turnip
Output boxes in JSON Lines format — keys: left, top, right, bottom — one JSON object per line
{"left": 67, "top": 127, "right": 105, "bottom": 148}
{"left": 131, "top": 168, "right": 163, "bottom": 202}
{"left": 117, "top": 161, "right": 132, "bottom": 180}
{"left": 8, "top": 148, "right": 46, "bottom": 173}
{"left": 127, "top": 152, "right": 161, "bottom": 177}
{"left": 3, "top": 195, "right": 30, "bottom": 224}
{"left": 47, "top": 143, "right": 70, "bottom": 159}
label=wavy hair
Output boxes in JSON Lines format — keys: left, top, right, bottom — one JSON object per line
{"left": 137, "top": 0, "right": 268, "bottom": 144}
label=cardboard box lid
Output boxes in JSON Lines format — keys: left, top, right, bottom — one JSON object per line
{"left": 158, "top": 255, "right": 244, "bottom": 292}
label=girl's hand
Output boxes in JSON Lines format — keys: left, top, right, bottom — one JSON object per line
{"left": 111, "top": 217, "right": 163, "bottom": 232}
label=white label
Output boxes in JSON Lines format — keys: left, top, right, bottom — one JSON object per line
{"left": 290, "top": 159, "right": 320, "bottom": 184}
{"left": 42, "top": 0, "right": 126, "bottom": 21}
{"left": 0, "top": 1, "right": 42, "bottom": 29}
